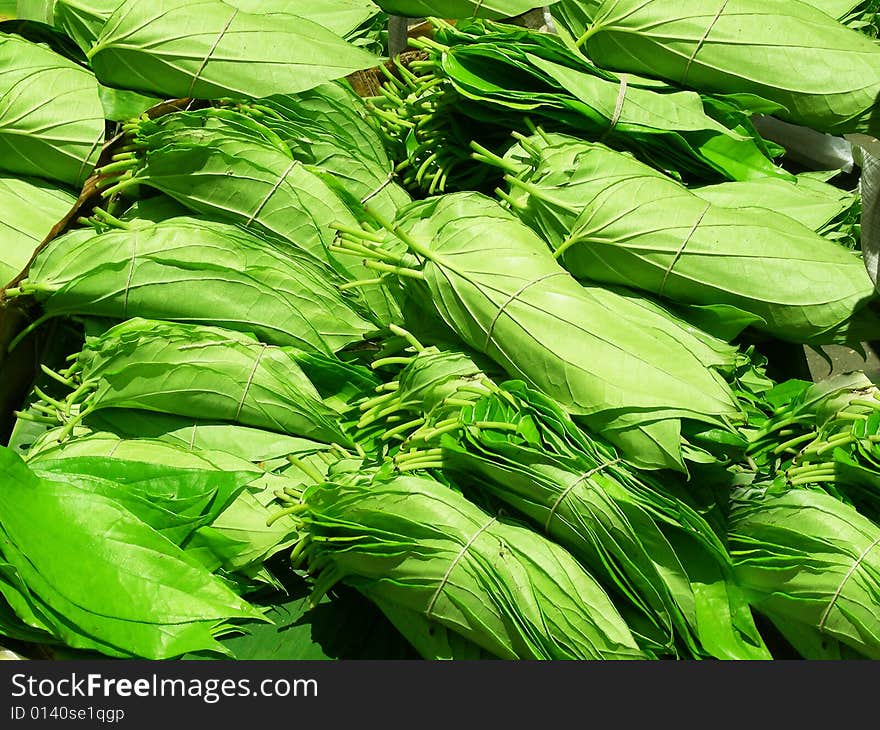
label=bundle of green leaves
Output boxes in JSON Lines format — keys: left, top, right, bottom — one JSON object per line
{"left": 369, "top": 18, "right": 785, "bottom": 192}
{"left": 86, "top": 0, "right": 379, "bottom": 100}
{"left": 0, "top": 33, "right": 103, "bottom": 187}
{"left": 730, "top": 487, "right": 880, "bottom": 659}
{"left": 234, "top": 81, "right": 412, "bottom": 221}
{"left": 298, "top": 472, "right": 646, "bottom": 660}
{"left": 98, "top": 110, "right": 404, "bottom": 324}
{"left": 487, "top": 133, "right": 878, "bottom": 345}
{"left": 0, "top": 446, "right": 267, "bottom": 658}
{"left": 53, "top": 318, "right": 356, "bottom": 446}
{"left": 335, "top": 192, "right": 743, "bottom": 469}
{"left": 568, "top": 0, "right": 880, "bottom": 135}
{"left": 358, "top": 357, "right": 769, "bottom": 659}
{"left": 8, "top": 216, "right": 376, "bottom": 353}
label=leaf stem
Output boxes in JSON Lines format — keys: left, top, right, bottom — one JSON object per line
{"left": 363, "top": 205, "right": 435, "bottom": 261}
{"left": 772, "top": 430, "right": 818, "bottom": 455}
{"left": 266, "top": 503, "right": 307, "bottom": 527}
{"left": 371, "top": 356, "right": 415, "bottom": 369}
{"left": 286, "top": 453, "right": 325, "bottom": 484}
{"left": 470, "top": 141, "right": 519, "bottom": 173}
{"left": 7, "top": 313, "right": 54, "bottom": 353}
{"left": 396, "top": 460, "right": 444, "bottom": 472}
{"left": 382, "top": 417, "right": 426, "bottom": 441}
{"left": 339, "top": 277, "right": 387, "bottom": 291}
{"left": 91, "top": 207, "right": 132, "bottom": 230}
{"left": 388, "top": 323, "right": 424, "bottom": 352}
{"left": 850, "top": 398, "right": 880, "bottom": 411}
{"left": 13, "top": 411, "right": 56, "bottom": 424}
{"left": 412, "top": 419, "right": 461, "bottom": 443}
{"left": 474, "top": 421, "right": 518, "bottom": 432}
{"left": 363, "top": 260, "right": 425, "bottom": 279}
{"left": 788, "top": 474, "right": 838, "bottom": 486}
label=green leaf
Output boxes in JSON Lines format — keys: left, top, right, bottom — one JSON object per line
{"left": 68, "top": 318, "right": 355, "bottom": 446}
{"left": 0, "top": 17, "right": 86, "bottom": 60}
{"left": 186, "top": 480, "right": 300, "bottom": 579}
{"left": 20, "top": 216, "right": 375, "bottom": 353}
{"left": 730, "top": 488, "right": 880, "bottom": 659}
{"left": 0, "top": 175, "right": 74, "bottom": 286}
{"left": 580, "top": 0, "right": 880, "bottom": 135}
{"left": 240, "top": 81, "right": 411, "bottom": 221}
{"left": 15, "top": 0, "right": 56, "bottom": 25}
{"left": 382, "top": 192, "right": 739, "bottom": 469}
{"left": 0, "top": 447, "right": 265, "bottom": 659}
{"left": 218, "top": 581, "right": 418, "bottom": 660}
{"left": 503, "top": 135, "right": 877, "bottom": 345}
{"left": 695, "top": 174, "right": 861, "bottom": 243}
{"left": 50, "top": 0, "right": 119, "bottom": 52}
{"left": 80, "top": 409, "right": 331, "bottom": 468}
{"left": 98, "top": 83, "right": 161, "bottom": 121}
{"left": 88, "top": 0, "right": 381, "bottom": 101}
{"left": 0, "top": 33, "right": 103, "bottom": 186}
{"left": 110, "top": 112, "right": 403, "bottom": 324}
{"left": 302, "top": 473, "right": 645, "bottom": 659}
{"left": 25, "top": 433, "right": 306, "bottom": 578}
{"left": 225, "top": 0, "right": 381, "bottom": 39}
{"left": 31, "top": 456, "right": 252, "bottom": 545}
{"left": 407, "top": 20, "right": 786, "bottom": 183}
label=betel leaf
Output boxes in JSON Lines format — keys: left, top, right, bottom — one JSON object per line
{"left": 26, "top": 0, "right": 382, "bottom": 53}
{"left": 0, "top": 447, "right": 265, "bottom": 659}
{"left": 48, "top": 0, "right": 119, "bottom": 52}
{"left": 374, "top": 0, "right": 557, "bottom": 19}
{"left": 24, "top": 434, "right": 303, "bottom": 577}
{"left": 549, "top": 0, "right": 601, "bottom": 41}
{"left": 410, "top": 195, "right": 740, "bottom": 427}
{"left": 241, "top": 81, "right": 412, "bottom": 221}
{"left": 225, "top": 0, "right": 381, "bottom": 40}
{"left": 301, "top": 473, "right": 645, "bottom": 660}
{"left": 500, "top": 135, "right": 877, "bottom": 345}
{"left": 108, "top": 113, "right": 403, "bottom": 324}
{"left": 186, "top": 480, "right": 300, "bottom": 579}
{"left": 730, "top": 488, "right": 880, "bottom": 659}
{"left": 0, "top": 33, "right": 103, "bottom": 187}
{"left": 24, "top": 431, "right": 268, "bottom": 474}
{"left": 15, "top": 0, "right": 55, "bottom": 24}
{"left": 79, "top": 409, "right": 330, "bottom": 468}
{"left": 432, "top": 22, "right": 786, "bottom": 182}
{"left": 439, "top": 384, "right": 769, "bottom": 659}
{"left": 98, "top": 84, "right": 161, "bottom": 122}
{"left": 16, "top": 216, "right": 376, "bottom": 353}
{"left": 577, "top": 0, "right": 880, "bottom": 135}
{"left": 87, "top": 0, "right": 380, "bottom": 101}
{"left": 217, "top": 581, "right": 418, "bottom": 660}
{"left": 369, "top": 192, "right": 739, "bottom": 469}
{"left": 0, "top": 17, "right": 86, "bottom": 61}
{"left": 694, "top": 174, "right": 861, "bottom": 242}
{"left": 30, "top": 456, "right": 252, "bottom": 546}
{"left": 118, "top": 116, "right": 356, "bottom": 265}
{"left": 0, "top": 176, "right": 74, "bottom": 286}
{"left": 0, "top": 558, "right": 57, "bottom": 642}
{"left": 68, "top": 318, "right": 353, "bottom": 446}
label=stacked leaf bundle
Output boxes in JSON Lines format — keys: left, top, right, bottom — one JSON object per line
{"left": 368, "top": 18, "right": 789, "bottom": 192}
{"left": 1, "top": 0, "right": 880, "bottom": 661}
{"left": 479, "top": 131, "right": 875, "bottom": 345}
